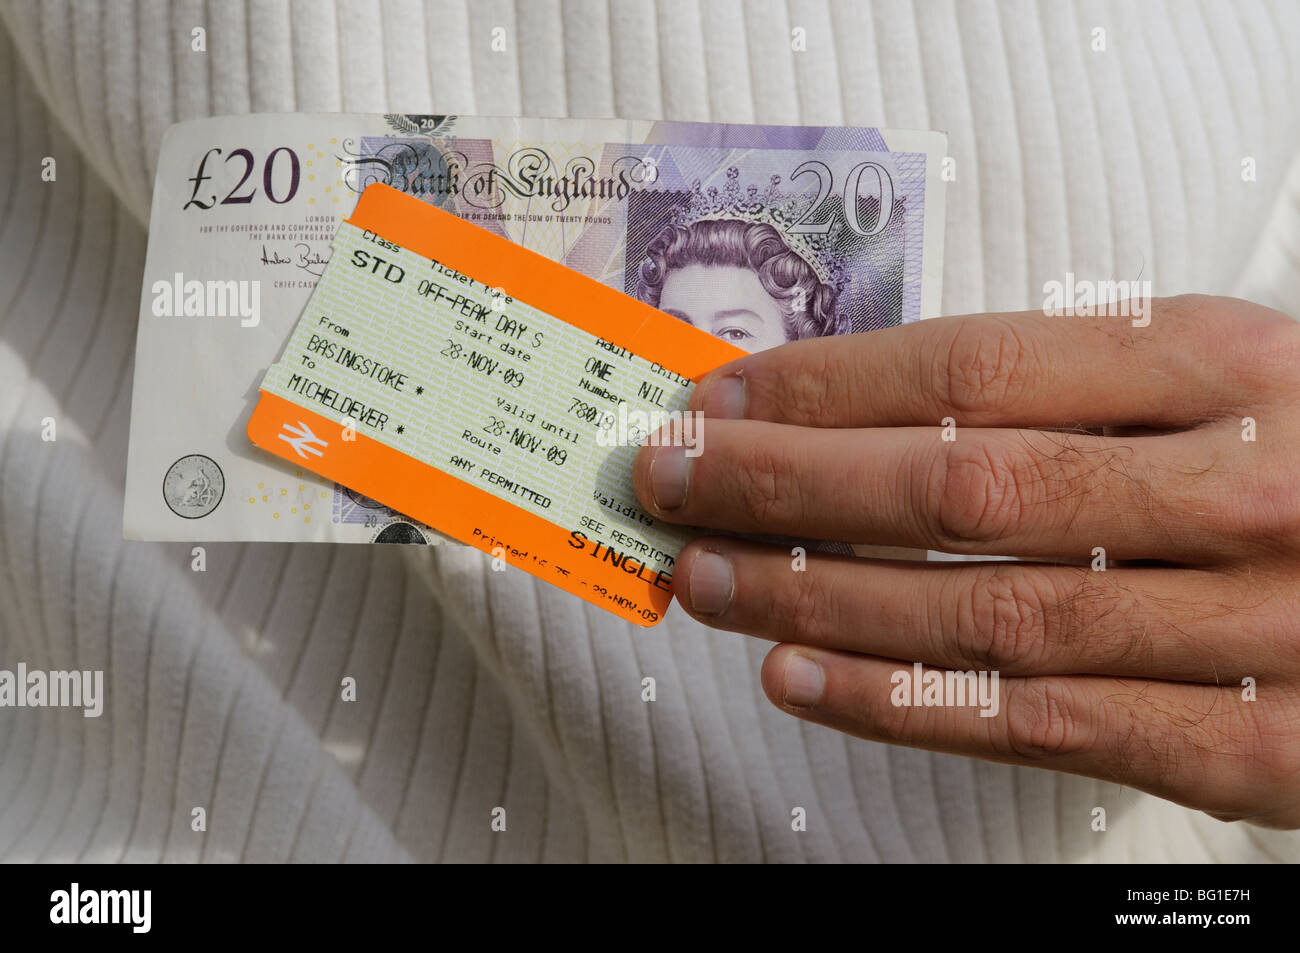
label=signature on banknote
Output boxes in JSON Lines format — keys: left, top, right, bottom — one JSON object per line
{"left": 259, "top": 242, "right": 332, "bottom": 275}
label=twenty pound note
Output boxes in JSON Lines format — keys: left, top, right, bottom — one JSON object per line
{"left": 124, "top": 113, "right": 947, "bottom": 544}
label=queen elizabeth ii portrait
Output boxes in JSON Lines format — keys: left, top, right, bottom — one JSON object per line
{"left": 634, "top": 217, "right": 842, "bottom": 353}
{"left": 629, "top": 163, "right": 905, "bottom": 352}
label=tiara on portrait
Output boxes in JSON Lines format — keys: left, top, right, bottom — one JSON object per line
{"left": 666, "top": 165, "right": 852, "bottom": 297}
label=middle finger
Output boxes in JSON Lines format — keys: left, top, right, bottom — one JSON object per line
{"left": 634, "top": 420, "right": 1250, "bottom": 562}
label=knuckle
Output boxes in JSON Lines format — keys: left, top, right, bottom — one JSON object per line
{"left": 953, "top": 567, "right": 1052, "bottom": 670}
{"left": 1167, "top": 295, "right": 1300, "bottom": 401}
{"left": 1238, "top": 309, "right": 1300, "bottom": 397}
{"left": 1001, "top": 679, "right": 1097, "bottom": 761}
{"left": 766, "top": 567, "right": 840, "bottom": 644}
{"left": 1236, "top": 702, "right": 1300, "bottom": 794}
{"left": 1223, "top": 460, "right": 1300, "bottom": 552}
{"left": 781, "top": 350, "right": 845, "bottom": 424}
{"left": 1156, "top": 694, "right": 1300, "bottom": 820}
{"left": 732, "top": 440, "right": 802, "bottom": 527}
{"left": 938, "top": 316, "right": 1040, "bottom": 418}
{"left": 1156, "top": 293, "right": 1224, "bottom": 329}
{"left": 925, "top": 439, "right": 1029, "bottom": 550}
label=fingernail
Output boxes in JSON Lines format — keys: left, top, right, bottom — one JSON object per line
{"left": 782, "top": 654, "right": 824, "bottom": 709}
{"left": 687, "top": 550, "right": 733, "bottom": 615}
{"left": 648, "top": 445, "right": 692, "bottom": 511}
{"left": 701, "top": 372, "right": 746, "bottom": 419}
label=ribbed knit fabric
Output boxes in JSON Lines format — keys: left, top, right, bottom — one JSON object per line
{"left": 2, "top": 0, "right": 1299, "bottom": 862}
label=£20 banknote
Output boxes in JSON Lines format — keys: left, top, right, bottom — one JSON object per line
{"left": 124, "top": 113, "right": 947, "bottom": 543}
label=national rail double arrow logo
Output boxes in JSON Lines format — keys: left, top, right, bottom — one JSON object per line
{"left": 278, "top": 420, "right": 328, "bottom": 459}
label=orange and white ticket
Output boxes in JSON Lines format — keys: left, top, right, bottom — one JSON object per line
{"left": 248, "top": 182, "right": 745, "bottom": 626}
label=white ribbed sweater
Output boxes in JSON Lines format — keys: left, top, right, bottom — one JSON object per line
{"left": 2, "top": 0, "right": 1299, "bottom": 862}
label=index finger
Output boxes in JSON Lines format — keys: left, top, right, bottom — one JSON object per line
{"left": 690, "top": 296, "right": 1279, "bottom": 430}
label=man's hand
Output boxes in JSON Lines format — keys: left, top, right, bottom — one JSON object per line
{"left": 634, "top": 295, "right": 1300, "bottom": 829}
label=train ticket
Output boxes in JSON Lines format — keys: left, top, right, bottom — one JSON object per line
{"left": 247, "top": 182, "right": 746, "bottom": 625}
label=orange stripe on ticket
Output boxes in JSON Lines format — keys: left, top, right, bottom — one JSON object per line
{"left": 347, "top": 183, "right": 745, "bottom": 379}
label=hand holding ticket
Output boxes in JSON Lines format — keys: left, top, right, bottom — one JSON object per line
{"left": 249, "top": 183, "right": 746, "bottom": 624}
